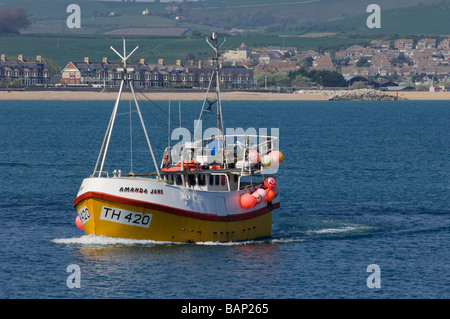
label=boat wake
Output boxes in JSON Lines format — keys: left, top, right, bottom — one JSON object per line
{"left": 52, "top": 224, "right": 373, "bottom": 247}
{"left": 305, "top": 225, "right": 371, "bottom": 235}
{"left": 51, "top": 234, "right": 306, "bottom": 247}
{"left": 196, "top": 237, "right": 307, "bottom": 246}
{"left": 51, "top": 235, "right": 178, "bottom": 246}
{"left": 271, "top": 222, "right": 377, "bottom": 242}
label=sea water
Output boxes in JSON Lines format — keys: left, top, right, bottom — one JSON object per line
{"left": 0, "top": 99, "right": 449, "bottom": 299}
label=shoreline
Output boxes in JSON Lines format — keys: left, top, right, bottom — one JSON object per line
{"left": 0, "top": 90, "right": 449, "bottom": 101}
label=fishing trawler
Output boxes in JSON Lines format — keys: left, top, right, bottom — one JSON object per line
{"left": 73, "top": 34, "right": 283, "bottom": 242}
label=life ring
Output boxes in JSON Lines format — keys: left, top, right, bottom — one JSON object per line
{"left": 162, "top": 166, "right": 182, "bottom": 172}
{"left": 177, "top": 160, "right": 198, "bottom": 170}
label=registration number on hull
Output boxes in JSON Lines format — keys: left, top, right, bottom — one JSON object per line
{"left": 77, "top": 206, "right": 91, "bottom": 224}
{"left": 100, "top": 206, "right": 152, "bottom": 228}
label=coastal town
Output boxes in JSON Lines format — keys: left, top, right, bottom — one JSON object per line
{"left": 1, "top": 37, "right": 449, "bottom": 92}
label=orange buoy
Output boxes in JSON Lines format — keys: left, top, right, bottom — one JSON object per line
{"left": 264, "top": 177, "right": 276, "bottom": 189}
{"left": 265, "top": 188, "right": 275, "bottom": 202}
{"left": 268, "top": 150, "right": 284, "bottom": 166}
{"left": 272, "top": 187, "right": 279, "bottom": 198}
{"left": 75, "top": 215, "right": 83, "bottom": 230}
{"left": 240, "top": 193, "right": 257, "bottom": 209}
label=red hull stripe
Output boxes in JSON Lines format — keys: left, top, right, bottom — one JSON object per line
{"left": 73, "top": 191, "right": 280, "bottom": 222}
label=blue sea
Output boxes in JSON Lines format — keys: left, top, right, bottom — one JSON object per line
{"left": 0, "top": 98, "right": 449, "bottom": 300}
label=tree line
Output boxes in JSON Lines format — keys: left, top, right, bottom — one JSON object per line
{"left": 254, "top": 68, "right": 348, "bottom": 88}
{"left": 0, "top": 8, "right": 31, "bottom": 34}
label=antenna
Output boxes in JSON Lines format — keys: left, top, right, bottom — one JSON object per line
{"left": 194, "top": 32, "right": 227, "bottom": 142}
{"left": 110, "top": 37, "right": 139, "bottom": 69}
{"left": 206, "top": 32, "right": 226, "bottom": 60}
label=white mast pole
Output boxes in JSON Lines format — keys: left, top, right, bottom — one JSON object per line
{"left": 93, "top": 83, "right": 120, "bottom": 176}
{"left": 97, "top": 80, "right": 124, "bottom": 177}
{"left": 129, "top": 82, "right": 161, "bottom": 178}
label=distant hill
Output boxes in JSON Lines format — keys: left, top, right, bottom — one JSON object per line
{"left": 0, "top": 0, "right": 445, "bottom": 36}
{"left": 0, "top": 0, "right": 448, "bottom": 70}
{"left": 312, "top": 2, "right": 450, "bottom": 35}
{"left": 0, "top": 34, "right": 374, "bottom": 69}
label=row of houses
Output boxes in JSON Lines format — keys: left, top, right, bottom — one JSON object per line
{"left": 61, "top": 57, "right": 255, "bottom": 89}
{"left": 396, "top": 38, "right": 450, "bottom": 50}
{"left": 0, "top": 54, "right": 50, "bottom": 85}
{"left": 342, "top": 64, "right": 450, "bottom": 78}
{"left": 332, "top": 37, "right": 450, "bottom": 84}
{"left": 364, "top": 38, "right": 450, "bottom": 51}
{"left": 219, "top": 38, "right": 450, "bottom": 76}
{"left": 334, "top": 45, "right": 450, "bottom": 62}
{"left": 2, "top": 37, "right": 449, "bottom": 89}
{"left": 0, "top": 53, "right": 255, "bottom": 89}
{"left": 339, "top": 48, "right": 450, "bottom": 76}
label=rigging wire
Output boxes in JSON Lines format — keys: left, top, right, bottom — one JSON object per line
{"left": 134, "top": 87, "right": 179, "bottom": 123}
{"left": 129, "top": 100, "right": 133, "bottom": 174}
{"left": 133, "top": 87, "right": 202, "bottom": 136}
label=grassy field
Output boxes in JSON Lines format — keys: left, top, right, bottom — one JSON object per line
{"left": 0, "top": 34, "right": 373, "bottom": 70}
{"left": 0, "top": 0, "right": 445, "bottom": 73}
{"left": 313, "top": 2, "right": 450, "bottom": 35}
{"left": 1, "top": 0, "right": 441, "bottom": 36}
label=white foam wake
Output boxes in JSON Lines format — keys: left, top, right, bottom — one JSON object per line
{"left": 51, "top": 235, "right": 177, "bottom": 246}
{"left": 306, "top": 225, "right": 370, "bottom": 235}
{"left": 194, "top": 238, "right": 304, "bottom": 246}
{"left": 52, "top": 235, "right": 305, "bottom": 246}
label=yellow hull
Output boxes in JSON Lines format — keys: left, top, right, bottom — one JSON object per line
{"left": 75, "top": 196, "right": 273, "bottom": 243}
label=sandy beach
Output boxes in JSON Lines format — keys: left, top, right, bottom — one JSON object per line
{"left": 385, "top": 91, "right": 450, "bottom": 101}
{"left": 0, "top": 90, "right": 449, "bottom": 101}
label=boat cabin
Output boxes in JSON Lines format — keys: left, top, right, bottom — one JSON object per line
{"left": 159, "top": 134, "right": 276, "bottom": 192}
{"left": 160, "top": 170, "right": 264, "bottom": 192}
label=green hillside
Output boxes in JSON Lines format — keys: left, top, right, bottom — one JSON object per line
{"left": 0, "top": 34, "right": 373, "bottom": 70}
{"left": 309, "top": 2, "right": 450, "bottom": 35}
{"left": 0, "top": 0, "right": 444, "bottom": 36}
{"left": 0, "top": 0, "right": 447, "bottom": 73}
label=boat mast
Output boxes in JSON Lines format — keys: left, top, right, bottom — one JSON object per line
{"left": 93, "top": 38, "right": 161, "bottom": 178}
{"left": 193, "top": 32, "right": 226, "bottom": 142}
{"left": 207, "top": 32, "right": 226, "bottom": 134}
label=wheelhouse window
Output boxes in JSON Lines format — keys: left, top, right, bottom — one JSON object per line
{"left": 188, "top": 174, "right": 196, "bottom": 186}
{"left": 198, "top": 174, "right": 206, "bottom": 186}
